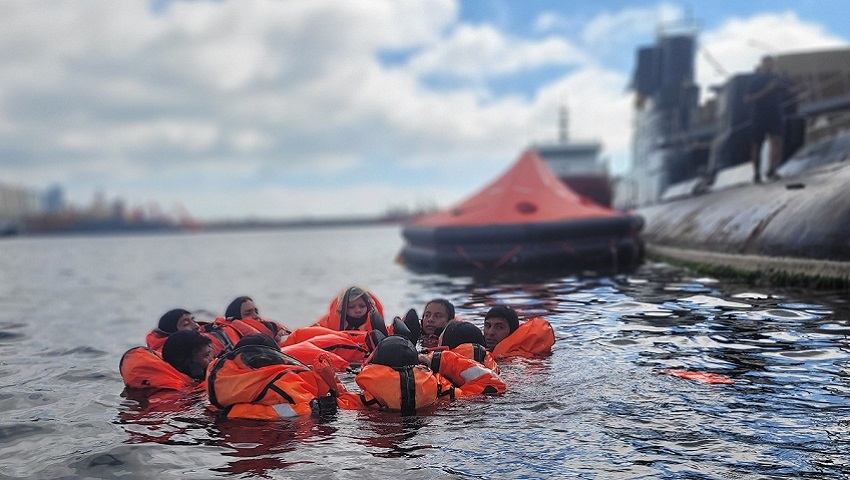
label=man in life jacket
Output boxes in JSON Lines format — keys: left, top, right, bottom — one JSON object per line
{"left": 424, "top": 319, "right": 499, "bottom": 373}
{"left": 225, "top": 296, "right": 291, "bottom": 342}
{"left": 145, "top": 308, "right": 200, "bottom": 352}
{"left": 145, "top": 308, "right": 246, "bottom": 358}
{"left": 336, "top": 330, "right": 505, "bottom": 415}
{"left": 415, "top": 298, "right": 454, "bottom": 349}
{"left": 483, "top": 305, "right": 555, "bottom": 359}
{"left": 121, "top": 330, "right": 213, "bottom": 395}
{"left": 206, "top": 334, "right": 342, "bottom": 420}
{"left": 162, "top": 330, "right": 215, "bottom": 383}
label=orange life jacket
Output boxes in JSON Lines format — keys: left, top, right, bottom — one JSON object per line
{"left": 282, "top": 325, "right": 367, "bottom": 347}
{"left": 198, "top": 321, "right": 246, "bottom": 357}
{"left": 337, "top": 350, "right": 505, "bottom": 413}
{"left": 237, "top": 317, "right": 290, "bottom": 340}
{"left": 443, "top": 343, "right": 500, "bottom": 373}
{"left": 213, "top": 317, "right": 262, "bottom": 338}
{"left": 206, "top": 346, "right": 333, "bottom": 420}
{"left": 336, "top": 364, "right": 447, "bottom": 414}
{"left": 313, "top": 289, "right": 385, "bottom": 332}
{"left": 145, "top": 330, "right": 169, "bottom": 353}
{"left": 119, "top": 346, "right": 203, "bottom": 392}
{"left": 491, "top": 317, "right": 555, "bottom": 359}
{"left": 280, "top": 341, "right": 350, "bottom": 371}
{"left": 146, "top": 322, "right": 246, "bottom": 357}
{"left": 433, "top": 350, "right": 506, "bottom": 397}
{"left": 302, "top": 333, "right": 369, "bottom": 363}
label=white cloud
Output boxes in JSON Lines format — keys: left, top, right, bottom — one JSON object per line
{"left": 408, "top": 24, "right": 587, "bottom": 78}
{"left": 581, "top": 4, "right": 684, "bottom": 49}
{"left": 697, "top": 12, "right": 848, "bottom": 96}
{"left": 0, "top": 1, "right": 845, "bottom": 221}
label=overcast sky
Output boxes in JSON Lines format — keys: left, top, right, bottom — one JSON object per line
{"left": 2, "top": 0, "right": 848, "bottom": 221}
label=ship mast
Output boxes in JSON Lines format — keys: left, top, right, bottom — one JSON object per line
{"left": 558, "top": 104, "right": 569, "bottom": 144}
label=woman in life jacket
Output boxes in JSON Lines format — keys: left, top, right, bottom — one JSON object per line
{"left": 206, "top": 334, "right": 342, "bottom": 420}
{"left": 145, "top": 308, "right": 200, "bottom": 352}
{"left": 423, "top": 319, "right": 499, "bottom": 373}
{"left": 121, "top": 330, "right": 213, "bottom": 394}
{"left": 225, "top": 296, "right": 291, "bottom": 342}
{"left": 314, "top": 286, "right": 385, "bottom": 333}
{"left": 336, "top": 325, "right": 505, "bottom": 415}
{"left": 482, "top": 305, "right": 555, "bottom": 359}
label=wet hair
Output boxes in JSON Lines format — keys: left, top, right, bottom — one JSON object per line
{"left": 424, "top": 298, "right": 455, "bottom": 322}
{"left": 341, "top": 286, "right": 372, "bottom": 329}
{"left": 371, "top": 336, "right": 419, "bottom": 369}
{"left": 235, "top": 333, "right": 279, "bottom": 350}
{"left": 440, "top": 320, "right": 486, "bottom": 350}
{"left": 346, "top": 287, "right": 367, "bottom": 302}
{"left": 158, "top": 308, "right": 190, "bottom": 334}
{"left": 233, "top": 334, "right": 292, "bottom": 368}
{"left": 225, "top": 296, "right": 252, "bottom": 320}
{"left": 161, "top": 330, "right": 212, "bottom": 381}
{"left": 484, "top": 305, "right": 519, "bottom": 333}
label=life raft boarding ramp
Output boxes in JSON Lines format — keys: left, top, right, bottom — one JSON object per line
{"left": 397, "top": 150, "right": 645, "bottom": 272}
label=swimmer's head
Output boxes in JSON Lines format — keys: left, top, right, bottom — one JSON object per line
{"left": 439, "top": 320, "right": 485, "bottom": 350}
{"left": 371, "top": 335, "right": 419, "bottom": 369}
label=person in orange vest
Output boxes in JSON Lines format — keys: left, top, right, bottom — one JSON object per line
{"left": 162, "top": 329, "right": 215, "bottom": 383}
{"left": 418, "top": 298, "right": 454, "bottom": 348}
{"left": 206, "top": 334, "right": 341, "bottom": 420}
{"left": 145, "top": 308, "right": 247, "bottom": 357}
{"left": 121, "top": 330, "right": 213, "bottom": 394}
{"left": 424, "top": 319, "right": 499, "bottom": 372}
{"left": 145, "top": 308, "right": 200, "bottom": 352}
{"left": 314, "top": 286, "right": 385, "bottom": 333}
{"left": 482, "top": 305, "right": 555, "bottom": 359}
{"left": 336, "top": 332, "right": 505, "bottom": 415}
{"left": 225, "top": 296, "right": 291, "bottom": 342}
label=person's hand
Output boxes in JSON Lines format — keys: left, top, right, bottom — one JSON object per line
{"left": 275, "top": 329, "right": 287, "bottom": 343}
{"left": 418, "top": 354, "right": 431, "bottom": 368}
{"left": 314, "top": 354, "right": 339, "bottom": 392}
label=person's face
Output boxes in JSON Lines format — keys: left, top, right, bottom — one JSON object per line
{"left": 483, "top": 317, "right": 512, "bottom": 350}
{"left": 176, "top": 313, "right": 200, "bottom": 332}
{"left": 422, "top": 302, "right": 449, "bottom": 336}
{"left": 193, "top": 344, "right": 213, "bottom": 369}
{"left": 240, "top": 300, "right": 260, "bottom": 320}
{"left": 346, "top": 296, "right": 368, "bottom": 319}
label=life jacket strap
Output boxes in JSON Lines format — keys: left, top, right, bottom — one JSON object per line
{"left": 473, "top": 344, "right": 486, "bottom": 364}
{"left": 256, "top": 370, "right": 297, "bottom": 405}
{"left": 398, "top": 366, "right": 416, "bottom": 416}
{"left": 436, "top": 381, "right": 455, "bottom": 400}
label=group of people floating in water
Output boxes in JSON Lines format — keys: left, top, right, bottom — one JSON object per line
{"left": 120, "top": 287, "right": 555, "bottom": 418}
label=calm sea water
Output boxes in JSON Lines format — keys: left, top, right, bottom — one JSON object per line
{"left": 1, "top": 225, "right": 850, "bottom": 479}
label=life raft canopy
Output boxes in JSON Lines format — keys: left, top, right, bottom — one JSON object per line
{"left": 398, "top": 149, "right": 644, "bottom": 272}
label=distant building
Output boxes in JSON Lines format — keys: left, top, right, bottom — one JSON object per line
{"left": 44, "top": 185, "right": 65, "bottom": 213}
{"left": 0, "top": 183, "right": 42, "bottom": 219}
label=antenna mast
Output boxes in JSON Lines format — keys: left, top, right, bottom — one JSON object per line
{"left": 558, "top": 104, "right": 569, "bottom": 144}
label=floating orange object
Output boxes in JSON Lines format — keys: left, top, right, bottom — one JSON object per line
{"left": 656, "top": 369, "right": 735, "bottom": 384}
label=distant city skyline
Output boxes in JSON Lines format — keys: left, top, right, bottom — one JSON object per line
{"left": 1, "top": 1, "right": 848, "bottom": 221}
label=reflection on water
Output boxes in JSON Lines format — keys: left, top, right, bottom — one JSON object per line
{"left": 1, "top": 228, "right": 850, "bottom": 478}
